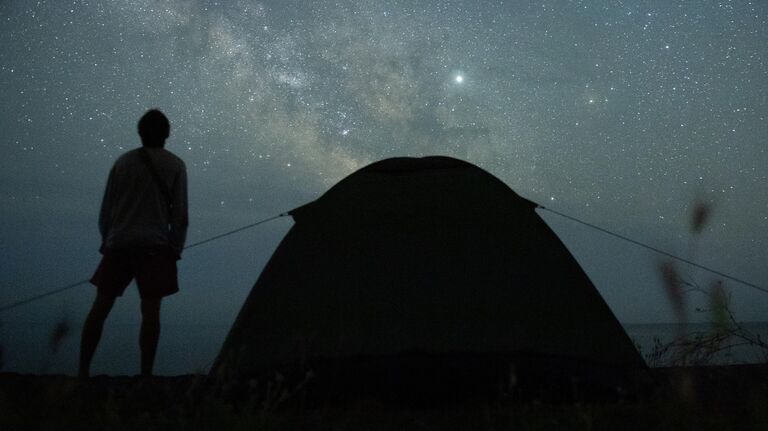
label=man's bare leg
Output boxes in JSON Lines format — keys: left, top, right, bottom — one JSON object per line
{"left": 79, "top": 293, "right": 116, "bottom": 378}
{"left": 140, "top": 297, "right": 162, "bottom": 376}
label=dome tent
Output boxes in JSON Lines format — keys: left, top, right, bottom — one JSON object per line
{"left": 211, "top": 156, "right": 645, "bottom": 401}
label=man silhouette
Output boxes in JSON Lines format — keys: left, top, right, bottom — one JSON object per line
{"left": 79, "top": 109, "right": 188, "bottom": 378}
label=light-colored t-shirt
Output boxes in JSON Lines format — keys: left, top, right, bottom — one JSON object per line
{"left": 99, "top": 147, "right": 188, "bottom": 255}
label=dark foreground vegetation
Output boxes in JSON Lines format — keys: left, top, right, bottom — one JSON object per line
{"left": 1, "top": 364, "right": 766, "bottom": 431}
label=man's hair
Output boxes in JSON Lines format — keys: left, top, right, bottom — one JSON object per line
{"left": 137, "top": 109, "right": 171, "bottom": 147}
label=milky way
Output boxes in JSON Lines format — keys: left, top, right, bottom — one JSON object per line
{"left": 1, "top": 1, "right": 766, "bottom": 359}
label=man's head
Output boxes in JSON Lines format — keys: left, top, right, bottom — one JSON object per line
{"left": 137, "top": 109, "right": 171, "bottom": 148}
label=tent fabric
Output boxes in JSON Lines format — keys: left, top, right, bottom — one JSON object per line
{"left": 211, "top": 156, "right": 645, "bottom": 380}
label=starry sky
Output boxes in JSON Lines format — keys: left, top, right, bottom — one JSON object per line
{"left": 1, "top": 0, "right": 767, "bottom": 368}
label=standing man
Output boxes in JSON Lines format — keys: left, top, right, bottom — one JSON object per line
{"left": 79, "top": 109, "right": 188, "bottom": 378}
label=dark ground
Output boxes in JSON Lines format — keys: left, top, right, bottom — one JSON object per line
{"left": 1, "top": 365, "right": 766, "bottom": 431}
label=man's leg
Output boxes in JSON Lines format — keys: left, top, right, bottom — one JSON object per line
{"left": 79, "top": 293, "right": 116, "bottom": 378}
{"left": 140, "top": 297, "right": 162, "bottom": 376}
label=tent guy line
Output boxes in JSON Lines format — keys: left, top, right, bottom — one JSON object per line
{"left": 538, "top": 205, "right": 768, "bottom": 295}
{"left": 183, "top": 213, "right": 290, "bottom": 250}
{"left": 0, "top": 211, "right": 292, "bottom": 313}
{"left": 0, "top": 202, "right": 765, "bottom": 313}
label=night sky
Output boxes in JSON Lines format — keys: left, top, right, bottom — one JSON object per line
{"left": 1, "top": 1, "right": 766, "bottom": 372}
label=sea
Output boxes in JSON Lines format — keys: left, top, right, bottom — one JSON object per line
{"left": 1, "top": 322, "right": 766, "bottom": 376}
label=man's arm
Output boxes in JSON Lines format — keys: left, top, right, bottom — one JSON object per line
{"left": 168, "top": 162, "right": 188, "bottom": 258}
{"left": 98, "top": 165, "right": 116, "bottom": 246}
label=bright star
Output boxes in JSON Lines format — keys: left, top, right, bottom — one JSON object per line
{"left": 455, "top": 75, "right": 464, "bottom": 83}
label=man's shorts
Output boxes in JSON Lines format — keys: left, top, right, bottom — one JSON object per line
{"left": 91, "top": 247, "right": 179, "bottom": 298}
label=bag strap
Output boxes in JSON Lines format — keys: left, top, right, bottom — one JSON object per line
{"left": 138, "top": 147, "right": 173, "bottom": 210}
